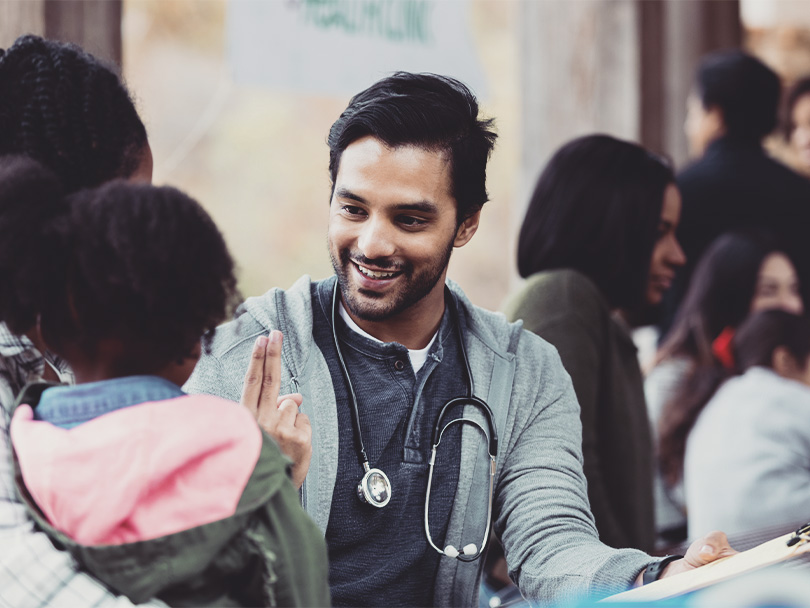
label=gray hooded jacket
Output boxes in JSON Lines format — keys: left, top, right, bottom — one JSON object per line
{"left": 184, "top": 275, "right": 656, "bottom": 606}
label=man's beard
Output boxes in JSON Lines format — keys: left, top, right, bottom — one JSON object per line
{"left": 329, "top": 240, "right": 454, "bottom": 322}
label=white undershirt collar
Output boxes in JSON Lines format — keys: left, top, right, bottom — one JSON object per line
{"left": 339, "top": 302, "right": 438, "bottom": 373}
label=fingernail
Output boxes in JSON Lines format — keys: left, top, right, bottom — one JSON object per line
{"left": 270, "top": 330, "right": 282, "bottom": 344}
{"left": 256, "top": 335, "right": 268, "bottom": 348}
{"left": 699, "top": 545, "right": 714, "bottom": 555}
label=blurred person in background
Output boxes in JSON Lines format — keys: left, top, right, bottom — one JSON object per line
{"left": 648, "top": 232, "right": 804, "bottom": 546}
{"left": 678, "top": 310, "right": 810, "bottom": 537}
{"left": 785, "top": 76, "right": 810, "bottom": 176}
{"left": 659, "top": 50, "right": 810, "bottom": 339}
{"left": 0, "top": 34, "right": 158, "bottom": 608}
{"left": 504, "top": 134, "right": 686, "bottom": 553}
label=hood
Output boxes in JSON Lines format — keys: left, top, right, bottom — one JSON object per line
{"left": 11, "top": 394, "right": 263, "bottom": 546}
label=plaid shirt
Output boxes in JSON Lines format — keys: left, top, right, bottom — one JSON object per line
{"left": 0, "top": 324, "right": 162, "bottom": 607}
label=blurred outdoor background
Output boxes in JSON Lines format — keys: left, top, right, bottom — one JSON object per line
{"left": 2, "top": 0, "right": 810, "bottom": 311}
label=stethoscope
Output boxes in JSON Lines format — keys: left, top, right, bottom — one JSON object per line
{"left": 331, "top": 282, "right": 498, "bottom": 561}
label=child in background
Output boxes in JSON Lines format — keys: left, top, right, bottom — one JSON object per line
{"left": 1, "top": 156, "right": 330, "bottom": 607}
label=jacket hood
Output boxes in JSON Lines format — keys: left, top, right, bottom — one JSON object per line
{"left": 12, "top": 394, "right": 263, "bottom": 546}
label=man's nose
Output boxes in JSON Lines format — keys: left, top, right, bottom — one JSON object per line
{"left": 357, "top": 216, "right": 396, "bottom": 260}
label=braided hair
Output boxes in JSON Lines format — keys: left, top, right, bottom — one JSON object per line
{"left": 0, "top": 35, "right": 148, "bottom": 192}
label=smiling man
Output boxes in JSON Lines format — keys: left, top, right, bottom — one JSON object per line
{"left": 186, "top": 72, "right": 734, "bottom": 607}
{"left": 328, "top": 135, "right": 479, "bottom": 347}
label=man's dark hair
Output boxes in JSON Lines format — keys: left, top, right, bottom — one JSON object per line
{"left": 695, "top": 49, "right": 781, "bottom": 142}
{"left": 517, "top": 134, "right": 674, "bottom": 312}
{"left": 0, "top": 34, "right": 148, "bottom": 192}
{"left": 327, "top": 72, "right": 497, "bottom": 221}
{"left": 0, "top": 157, "right": 240, "bottom": 369}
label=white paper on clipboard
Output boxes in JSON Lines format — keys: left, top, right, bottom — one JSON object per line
{"left": 602, "top": 527, "right": 810, "bottom": 603}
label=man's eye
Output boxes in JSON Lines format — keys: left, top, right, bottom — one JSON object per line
{"left": 399, "top": 216, "right": 427, "bottom": 227}
{"left": 342, "top": 205, "right": 365, "bottom": 216}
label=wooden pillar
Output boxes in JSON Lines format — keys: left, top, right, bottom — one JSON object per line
{"left": 639, "top": 0, "right": 742, "bottom": 165}
{"left": 519, "top": 0, "right": 641, "bottom": 191}
{"left": 519, "top": 0, "right": 741, "bottom": 195}
{"left": 44, "top": 0, "right": 122, "bottom": 67}
{"left": 0, "top": 0, "right": 122, "bottom": 67}
{"left": 0, "top": 1, "right": 45, "bottom": 48}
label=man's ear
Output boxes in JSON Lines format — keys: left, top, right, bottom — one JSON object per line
{"left": 454, "top": 209, "right": 481, "bottom": 248}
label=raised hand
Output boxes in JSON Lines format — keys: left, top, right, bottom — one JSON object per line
{"left": 241, "top": 330, "right": 312, "bottom": 489}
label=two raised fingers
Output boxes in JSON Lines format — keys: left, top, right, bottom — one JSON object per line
{"left": 240, "top": 331, "right": 312, "bottom": 488}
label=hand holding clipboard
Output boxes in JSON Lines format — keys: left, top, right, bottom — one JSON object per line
{"left": 603, "top": 523, "right": 810, "bottom": 603}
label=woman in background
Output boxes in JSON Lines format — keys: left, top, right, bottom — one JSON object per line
{"left": 650, "top": 232, "right": 803, "bottom": 544}
{"left": 504, "top": 134, "right": 685, "bottom": 553}
{"left": 682, "top": 310, "right": 810, "bottom": 537}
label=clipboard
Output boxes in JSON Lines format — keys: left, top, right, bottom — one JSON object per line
{"left": 602, "top": 523, "right": 810, "bottom": 603}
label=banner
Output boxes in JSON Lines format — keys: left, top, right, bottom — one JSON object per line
{"left": 227, "top": 0, "right": 487, "bottom": 97}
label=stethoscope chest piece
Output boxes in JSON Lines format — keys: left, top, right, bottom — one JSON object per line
{"left": 357, "top": 465, "right": 392, "bottom": 508}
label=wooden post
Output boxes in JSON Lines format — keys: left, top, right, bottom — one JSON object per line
{"left": 45, "top": 0, "right": 122, "bottom": 67}
{"left": 0, "top": 1, "right": 45, "bottom": 48}
{"left": 519, "top": 0, "right": 642, "bottom": 189}
{"left": 0, "top": 0, "right": 121, "bottom": 67}
{"left": 519, "top": 0, "right": 741, "bottom": 195}
{"left": 659, "top": 0, "right": 741, "bottom": 167}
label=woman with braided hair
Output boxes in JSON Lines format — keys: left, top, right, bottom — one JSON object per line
{"left": 0, "top": 34, "right": 151, "bottom": 190}
{"left": 0, "top": 34, "right": 154, "bottom": 607}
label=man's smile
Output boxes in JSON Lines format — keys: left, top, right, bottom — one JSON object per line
{"left": 353, "top": 261, "right": 402, "bottom": 281}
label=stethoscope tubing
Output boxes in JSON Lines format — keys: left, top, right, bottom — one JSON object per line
{"left": 330, "top": 281, "right": 498, "bottom": 559}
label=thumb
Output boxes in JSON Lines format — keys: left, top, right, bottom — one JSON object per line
{"left": 685, "top": 531, "right": 735, "bottom": 567}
